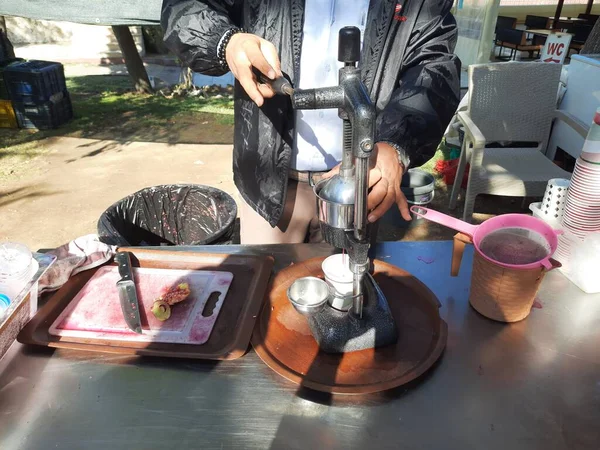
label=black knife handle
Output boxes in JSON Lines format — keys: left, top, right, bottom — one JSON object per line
{"left": 115, "top": 252, "right": 133, "bottom": 281}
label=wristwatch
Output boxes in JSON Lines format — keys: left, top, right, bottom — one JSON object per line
{"left": 217, "top": 27, "right": 244, "bottom": 70}
{"left": 380, "top": 140, "right": 410, "bottom": 173}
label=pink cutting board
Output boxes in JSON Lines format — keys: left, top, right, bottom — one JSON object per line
{"left": 48, "top": 266, "right": 233, "bottom": 345}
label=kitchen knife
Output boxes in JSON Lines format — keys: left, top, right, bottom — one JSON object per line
{"left": 115, "top": 251, "right": 143, "bottom": 334}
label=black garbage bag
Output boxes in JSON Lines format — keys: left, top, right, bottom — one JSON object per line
{"left": 98, "top": 185, "right": 237, "bottom": 246}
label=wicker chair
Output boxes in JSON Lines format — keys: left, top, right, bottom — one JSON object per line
{"left": 581, "top": 17, "right": 600, "bottom": 54}
{"left": 448, "top": 62, "right": 590, "bottom": 222}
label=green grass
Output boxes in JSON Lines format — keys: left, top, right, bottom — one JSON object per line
{"left": 64, "top": 76, "right": 234, "bottom": 131}
{"left": 0, "top": 74, "right": 234, "bottom": 161}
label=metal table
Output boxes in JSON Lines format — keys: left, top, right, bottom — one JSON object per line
{"left": 1, "top": 242, "right": 599, "bottom": 450}
{"left": 527, "top": 29, "right": 573, "bottom": 38}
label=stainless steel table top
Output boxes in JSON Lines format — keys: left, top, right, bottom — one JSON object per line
{"left": 0, "top": 242, "right": 599, "bottom": 450}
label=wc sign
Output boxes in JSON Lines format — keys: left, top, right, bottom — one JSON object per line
{"left": 540, "top": 33, "right": 572, "bottom": 64}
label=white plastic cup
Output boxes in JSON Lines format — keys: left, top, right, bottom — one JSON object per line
{"left": 321, "top": 254, "right": 356, "bottom": 311}
{"left": 322, "top": 254, "right": 353, "bottom": 295}
{"left": 542, "top": 178, "right": 570, "bottom": 222}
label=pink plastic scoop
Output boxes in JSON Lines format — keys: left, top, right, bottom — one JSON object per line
{"left": 410, "top": 206, "right": 561, "bottom": 270}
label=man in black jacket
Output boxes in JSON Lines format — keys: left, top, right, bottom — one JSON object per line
{"left": 162, "top": 0, "right": 460, "bottom": 244}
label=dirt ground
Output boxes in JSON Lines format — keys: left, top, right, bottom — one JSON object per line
{"left": 0, "top": 136, "right": 535, "bottom": 251}
{"left": 0, "top": 137, "right": 235, "bottom": 250}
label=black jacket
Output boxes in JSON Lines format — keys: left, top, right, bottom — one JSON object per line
{"left": 161, "top": 0, "right": 460, "bottom": 227}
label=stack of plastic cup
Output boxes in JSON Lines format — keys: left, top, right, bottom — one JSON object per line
{"left": 556, "top": 109, "right": 600, "bottom": 275}
{"left": 555, "top": 158, "right": 600, "bottom": 271}
{"left": 0, "top": 243, "right": 35, "bottom": 308}
{"left": 562, "top": 158, "right": 600, "bottom": 237}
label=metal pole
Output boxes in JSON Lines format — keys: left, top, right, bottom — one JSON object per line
{"left": 585, "top": 0, "right": 593, "bottom": 15}
{"left": 553, "top": 0, "right": 565, "bottom": 30}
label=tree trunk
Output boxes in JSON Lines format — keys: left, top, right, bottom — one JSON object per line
{"left": 0, "top": 16, "right": 16, "bottom": 59}
{"left": 181, "top": 67, "right": 193, "bottom": 90}
{"left": 111, "top": 25, "right": 153, "bottom": 94}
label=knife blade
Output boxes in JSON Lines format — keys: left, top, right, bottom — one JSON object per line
{"left": 115, "top": 251, "right": 143, "bottom": 334}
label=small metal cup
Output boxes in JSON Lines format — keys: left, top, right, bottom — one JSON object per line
{"left": 287, "top": 277, "right": 331, "bottom": 316}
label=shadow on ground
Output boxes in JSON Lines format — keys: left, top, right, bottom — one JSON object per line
{"left": 0, "top": 184, "right": 62, "bottom": 208}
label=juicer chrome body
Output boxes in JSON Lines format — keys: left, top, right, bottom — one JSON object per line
{"left": 290, "top": 27, "right": 397, "bottom": 353}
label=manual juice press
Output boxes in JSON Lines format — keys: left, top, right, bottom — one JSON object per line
{"left": 283, "top": 27, "right": 398, "bottom": 353}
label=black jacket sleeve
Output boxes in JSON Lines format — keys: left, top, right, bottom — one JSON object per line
{"left": 161, "top": 0, "right": 241, "bottom": 76}
{"left": 376, "top": 0, "right": 461, "bottom": 169}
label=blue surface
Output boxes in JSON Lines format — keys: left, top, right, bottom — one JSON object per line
{"left": 374, "top": 240, "right": 473, "bottom": 309}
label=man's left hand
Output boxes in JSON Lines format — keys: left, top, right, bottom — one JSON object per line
{"left": 325, "top": 142, "right": 411, "bottom": 223}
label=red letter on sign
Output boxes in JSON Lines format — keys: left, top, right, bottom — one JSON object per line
{"left": 556, "top": 43, "right": 565, "bottom": 56}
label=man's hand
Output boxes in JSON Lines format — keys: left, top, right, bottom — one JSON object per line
{"left": 225, "top": 33, "right": 282, "bottom": 107}
{"left": 325, "top": 142, "right": 411, "bottom": 222}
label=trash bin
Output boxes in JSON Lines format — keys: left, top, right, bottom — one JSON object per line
{"left": 98, "top": 185, "right": 237, "bottom": 247}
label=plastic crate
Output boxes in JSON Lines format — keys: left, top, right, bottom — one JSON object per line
{"left": 13, "top": 92, "right": 73, "bottom": 130}
{"left": 0, "top": 58, "right": 25, "bottom": 100}
{"left": 0, "top": 99, "right": 17, "bottom": 128}
{"left": 5, "top": 60, "right": 67, "bottom": 104}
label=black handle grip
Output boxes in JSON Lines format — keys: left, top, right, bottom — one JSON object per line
{"left": 252, "top": 67, "right": 294, "bottom": 96}
{"left": 338, "top": 26, "right": 361, "bottom": 64}
{"left": 115, "top": 251, "right": 133, "bottom": 282}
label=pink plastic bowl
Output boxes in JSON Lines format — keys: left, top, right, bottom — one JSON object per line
{"left": 410, "top": 206, "right": 561, "bottom": 270}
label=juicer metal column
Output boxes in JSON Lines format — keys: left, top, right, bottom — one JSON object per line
{"left": 291, "top": 26, "right": 375, "bottom": 318}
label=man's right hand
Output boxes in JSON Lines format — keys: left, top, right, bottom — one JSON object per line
{"left": 225, "top": 33, "right": 282, "bottom": 107}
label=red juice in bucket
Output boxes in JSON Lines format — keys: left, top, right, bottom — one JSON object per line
{"left": 479, "top": 227, "right": 551, "bottom": 265}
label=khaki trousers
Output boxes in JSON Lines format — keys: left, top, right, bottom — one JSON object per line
{"left": 240, "top": 180, "right": 324, "bottom": 245}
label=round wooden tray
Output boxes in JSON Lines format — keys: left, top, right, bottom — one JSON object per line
{"left": 251, "top": 257, "right": 448, "bottom": 394}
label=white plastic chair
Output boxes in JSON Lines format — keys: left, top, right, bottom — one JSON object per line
{"left": 449, "top": 62, "right": 590, "bottom": 222}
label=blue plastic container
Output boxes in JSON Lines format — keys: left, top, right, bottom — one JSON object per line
{"left": 13, "top": 91, "right": 73, "bottom": 129}
{"left": 5, "top": 60, "right": 67, "bottom": 104}
{"left": 0, "top": 58, "right": 25, "bottom": 100}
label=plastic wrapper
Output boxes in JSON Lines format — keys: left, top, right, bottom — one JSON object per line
{"left": 453, "top": 0, "right": 499, "bottom": 67}
{"left": 98, "top": 185, "right": 237, "bottom": 247}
